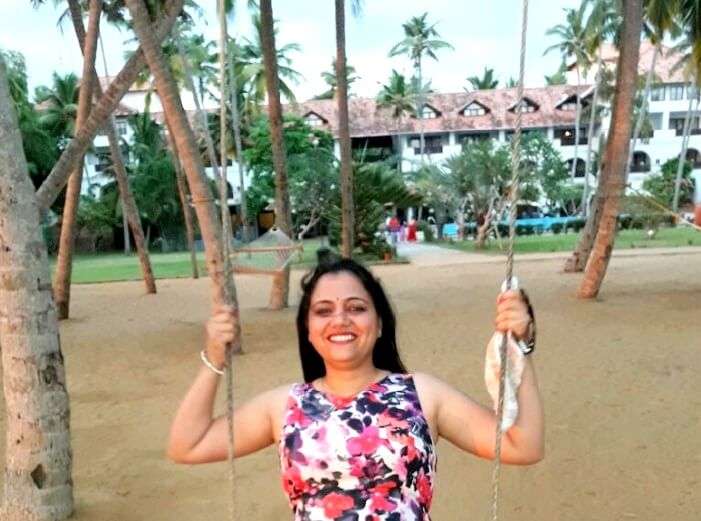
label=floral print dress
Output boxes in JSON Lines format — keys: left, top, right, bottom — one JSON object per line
{"left": 279, "top": 373, "right": 437, "bottom": 520}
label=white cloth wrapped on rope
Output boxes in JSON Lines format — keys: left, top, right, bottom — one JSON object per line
{"left": 484, "top": 277, "right": 526, "bottom": 432}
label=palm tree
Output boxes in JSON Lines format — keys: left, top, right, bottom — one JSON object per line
{"left": 335, "top": 0, "right": 363, "bottom": 258}
{"left": 35, "top": 0, "right": 185, "bottom": 210}
{"left": 545, "top": 62, "right": 568, "bottom": 85}
{"left": 52, "top": 0, "right": 102, "bottom": 320}
{"left": 579, "top": 0, "right": 643, "bottom": 299}
{"left": 78, "top": 2, "right": 157, "bottom": 293}
{"left": 545, "top": 4, "right": 590, "bottom": 180}
{"left": 466, "top": 67, "right": 499, "bottom": 90}
{"left": 376, "top": 70, "right": 416, "bottom": 173}
{"left": 0, "top": 54, "right": 74, "bottom": 521}
{"left": 259, "top": 0, "right": 293, "bottom": 309}
{"left": 389, "top": 13, "right": 453, "bottom": 163}
{"left": 238, "top": 12, "right": 302, "bottom": 105}
{"left": 314, "top": 58, "right": 358, "bottom": 100}
{"left": 125, "top": 0, "right": 241, "bottom": 341}
{"left": 35, "top": 72, "right": 79, "bottom": 144}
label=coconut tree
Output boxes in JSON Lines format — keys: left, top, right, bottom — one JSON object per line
{"left": 466, "top": 67, "right": 499, "bottom": 90}
{"left": 68, "top": 0, "right": 157, "bottom": 293}
{"left": 579, "top": 0, "right": 643, "bottom": 299}
{"left": 52, "top": 0, "right": 102, "bottom": 320}
{"left": 35, "top": 0, "right": 185, "bottom": 211}
{"left": 376, "top": 70, "right": 416, "bottom": 174}
{"left": 238, "top": 12, "right": 302, "bottom": 105}
{"left": 124, "top": 0, "right": 241, "bottom": 342}
{"left": 389, "top": 13, "right": 453, "bottom": 163}
{"left": 545, "top": 4, "right": 590, "bottom": 181}
{"left": 0, "top": 54, "right": 74, "bottom": 521}
{"left": 335, "top": 0, "right": 363, "bottom": 258}
{"left": 259, "top": 0, "right": 293, "bottom": 309}
{"left": 314, "top": 58, "right": 358, "bottom": 100}
{"left": 34, "top": 72, "right": 79, "bottom": 144}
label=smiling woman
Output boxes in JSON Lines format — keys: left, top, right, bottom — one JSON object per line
{"left": 167, "top": 251, "right": 544, "bottom": 520}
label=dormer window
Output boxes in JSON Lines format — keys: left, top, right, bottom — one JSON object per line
{"left": 419, "top": 104, "right": 440, "bottom": 119}
{"left": 304, "top": 111, "right": 326, "bottom": 127}
{"left": 462, "top": 101, "right": 488, "bottom": 117}
{"left": 557, "top": 94, "right": 580, "bottom": 111}
{"left": 510, "top": 98, "right": 538, "bottom": 114}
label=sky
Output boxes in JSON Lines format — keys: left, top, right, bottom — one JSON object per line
{"left": 0, "top": 0, "right": 582, "bottom": 102}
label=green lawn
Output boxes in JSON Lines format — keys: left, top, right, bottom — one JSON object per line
{"left": 51, "top": 237, "right": 403, "bottom": 285}
{"left": 440, "top": 226, "right": 701, "bottom": 255}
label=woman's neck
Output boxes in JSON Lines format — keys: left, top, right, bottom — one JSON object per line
{"left": 319, "top": 365, "right": 387, "bottom": 398}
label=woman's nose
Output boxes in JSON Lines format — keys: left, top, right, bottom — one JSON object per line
{"left": 330, "top": 309, "right": 351, "bottom": 324}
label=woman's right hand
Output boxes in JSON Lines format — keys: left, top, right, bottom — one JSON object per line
{"left": 205, "top": 305, "right": 239, "bottom": 369}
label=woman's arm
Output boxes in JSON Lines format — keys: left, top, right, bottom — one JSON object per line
{"left": 416, "top": 290, "right": 545, "bottom": 464}
{"left": 166, "top": 305, "right": 287, "bottom": 464}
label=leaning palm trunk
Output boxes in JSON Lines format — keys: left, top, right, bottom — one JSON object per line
{"left": 228, "top": 41, "right": 251, "bottom": 241}
{"left": 217, "top": 0, "right": 234, "bottom": 264}
{"left": 53, "top": 0, "right": 102, "bottom": 319}
{"left": 571, "top": 65, "right": 582, "bottom": 179}
{"left": 167, "top": 132, "right": 199, "bottom": 278}
{"left": 578, "top": 0, "right": 642, "bottom": 299}
{"left": 335, "top": 0, "right": 355, "bottom": 258}
{"left": 95, "top": 28, "right": 156, "bottom": 292}
{"left": 672, "top": 90, "right": 697, "bottom": 214}
{"left": 475, "top": 197, "right": 497, "bottom": 249}
{"left": 580, "top": 47, "right": 604, "bottom": 217}
{"left": 0, "top": 56, "right": 74, "bottom": 521}
{"left": 626, "top": 44, "right": 659, "bottom": 177}
{"left": 35, "top": 0, "right": 184, "bottom": 211}
{"left": 125, "top": 0, "right": 241, "bottom": 341}
{"left": 260, "top": 0, "right": 292, "bottom": 310}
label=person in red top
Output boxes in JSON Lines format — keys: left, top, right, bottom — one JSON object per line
{"left": 388, "top": 216, "right": 400, "bottom": 246}
{"left": 407, "top": 219, "right": 417, "bottom": 242}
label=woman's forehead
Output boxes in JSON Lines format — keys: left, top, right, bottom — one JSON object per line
{"left": 311, "top": 272, "right": 370, "bottom": 302}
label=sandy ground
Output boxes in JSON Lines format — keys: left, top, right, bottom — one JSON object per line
{"left": 1, "top": 252, "right": 700, "bottom": 520}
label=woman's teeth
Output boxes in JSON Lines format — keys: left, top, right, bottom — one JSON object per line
{"left": 329, "top": 334, "right": 355, "bottom": 343}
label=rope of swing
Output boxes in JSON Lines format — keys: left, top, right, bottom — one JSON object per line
{"left": 490, "top": 0, "right": 529, "bottom": 520}
{"left": 217, "top": 0, "right": 237, "bottom": 519}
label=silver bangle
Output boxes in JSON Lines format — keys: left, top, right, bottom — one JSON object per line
{"left": 200, "top": 349, "right": 224, "bottom": 375}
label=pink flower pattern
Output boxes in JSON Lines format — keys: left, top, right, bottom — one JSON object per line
{"left": 279, "top": 374, "right": 436, "bottom": 520}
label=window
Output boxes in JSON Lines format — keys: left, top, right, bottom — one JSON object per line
{"left": 630, "top": 151, "right": 651, "bottom": 173}
{"left": 115, "top": 118, "right": 129, "bottom": 137}
{"left": 668, "top": 84, "right": 685, "bottom": 101}
{"left": 557, "top": 128, "right": 587, "bottom": 146}
{"left": 93, "top": 147, "right": 111, "bottom": 173}
{"left": 566, "top": 158, "right": 586, "bottom": 178}
{"left": 686, "top": 148, "right": 701, "bottom": 168}
{"left": 560, "top": 102, "right": 577, "bottom": 111}
{"left": 420, "top": 105, "right": 439, "bottom": 119}
{"left": 410, "top": 135, "right": 444, "bottom": 154}
{"left": 457, "top": 132, "right": 491, "bottom": 144}
{"left": 650, "top": 85, "right": 665, "bottom": 101}
{"left": 462, "top": 102, "right": 487, "bottom": 117}
{"left": 511, "top": 99, "right": 537, "bottom": 113}
{"left": 648, "top": 113, "right": 663, "bottom": 131}
{"left": 305, "top": 113, "right": 324, "bottom": 127}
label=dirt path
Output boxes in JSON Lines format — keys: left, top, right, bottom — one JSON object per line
{"left": 1, "top": 253, "right": 700, "bottom": 520}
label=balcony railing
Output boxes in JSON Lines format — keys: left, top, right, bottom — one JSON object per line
{"left": 629, "top": 163, "right": 651, "bottom": 173}
{"left": 414, "top": 145, "right": 443, "bottom": 155}
{"left": 559, "top": 136, "right": 588, "bottom": 146}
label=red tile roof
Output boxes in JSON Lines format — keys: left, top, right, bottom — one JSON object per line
{"left": 289, "top": 84, "right": 588, "bottom": 138}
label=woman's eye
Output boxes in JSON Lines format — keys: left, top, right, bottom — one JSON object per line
{"left": 349, "top": 305, "right": 367, "bottom": 313}
{"left": 313, "top": 308, "right": 332, "bottom": 316}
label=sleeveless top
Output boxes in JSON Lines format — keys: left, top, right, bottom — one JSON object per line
{"left": 279, "top": 373, "right": 437, "bottom": 520}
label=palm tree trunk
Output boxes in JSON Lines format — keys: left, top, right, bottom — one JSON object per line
{"left": 259, "top": 0, "right": 292, "bottom": 310}
{"left": 167, "top": 132, "right": 199, "bottom": 278}
{"left": 35, "top": 0, "right": 184, "bottom": 211}
{"left": 122, "top": 205, "right": 130, "bottom": 253}
{"left": 578, "top": 0, "right": 642, "bottom": 299}
{"left": 417, "top": 61, "right": 425, "bottom": 163}
{"left": 125, "top": 0, "right": 241, "bottom": 343}
{"left": 673, "top": 90, "right": 697, "bottom": 214}
{"left": 174, "top": 34, "right": 221, "bottom": 180}
{"left": 217, "top": 0, "right": 234, "bottom": 260}
{"left": 227, "top": 40, "right": 251, "bottom": 242}
{"left": 626, "top": 43, "right": 659, "bottom": 177}
{"left": 335, "top": 0, "right": 355, "bottom": 258}
{"left": 0, "top": 56, "right": 74, "bottom": 521}
{"left": 53, "top": 0, "right": 102, "bottom": 320}
{"left": 571, "top": 66, "right": 582, "bottom": 179}
{"left": 580, "top": 48, "right": 604, "bottom": 217}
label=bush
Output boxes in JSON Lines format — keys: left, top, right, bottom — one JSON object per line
{"left": 551, "top": 222, "right": 565, "bottom": 234}
{"left": 516, "top": 224, "right": 535, "bottom": 236}
{"left": 568, "top": 218, "right": 586, "bottom": 233}
{"left": 417, "top": 220, "right": 435, "bottom": 242}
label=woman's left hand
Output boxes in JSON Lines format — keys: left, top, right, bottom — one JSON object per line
{"left": 494, "top": 290, "right": 531, "bottom": 340}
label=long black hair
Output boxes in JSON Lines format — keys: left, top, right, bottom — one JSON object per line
{"left": 296, "top": 251, "right": 407, "bottom": 382}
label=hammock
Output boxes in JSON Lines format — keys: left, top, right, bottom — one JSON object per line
{"left": 229, "top": 227, "right": 303, "bottom": 275}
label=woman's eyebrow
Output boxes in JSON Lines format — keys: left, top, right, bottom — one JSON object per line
{"left": 311, "top": 296, "right": 368, "bottom": 305}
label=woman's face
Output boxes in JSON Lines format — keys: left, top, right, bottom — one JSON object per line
{"left": 307, "top": 272, "right": 381, "bottom": 372}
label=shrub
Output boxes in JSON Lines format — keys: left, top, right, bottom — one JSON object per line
{"left": 551, "top": 222, "right": 564, "bottom": 234}
{"left": 417, "top": 220, "right": 435, "bottom": 242}
{"left": 569, "top": 218, "right": 586, "bottom": 232}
